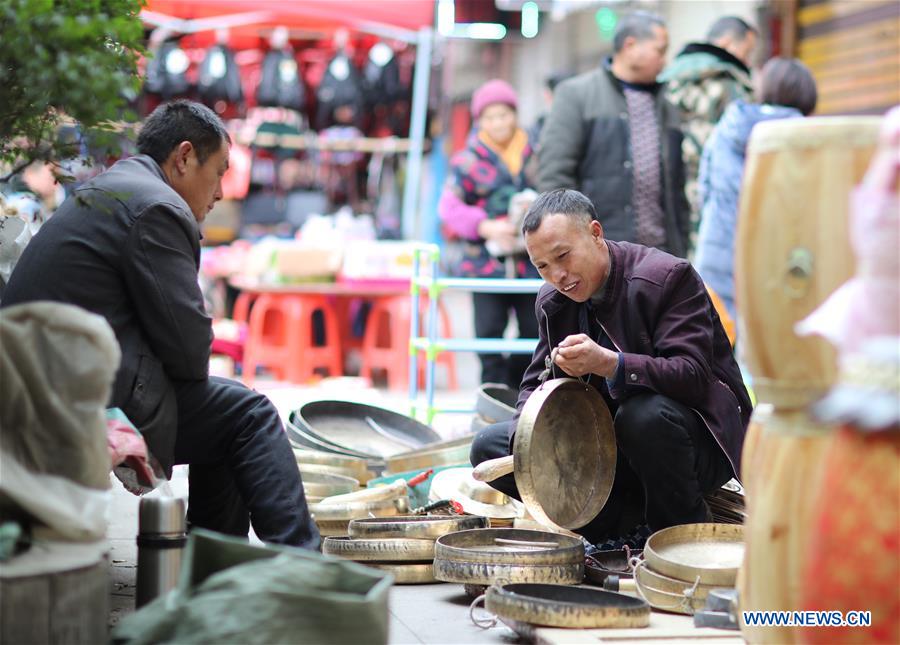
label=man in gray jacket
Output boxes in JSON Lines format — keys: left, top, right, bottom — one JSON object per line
{"left": 2, "top": 101, "right": 319, "bottom": 549}
{"left": 538, "top": 12, "right": 690, "bottom": 258}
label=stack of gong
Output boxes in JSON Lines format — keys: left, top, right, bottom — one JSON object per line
{"left": 293, "top": 448, "right": 373, "bottom": 536}
{"left": 311, "top": 481, "right": 411, "bottom": 538}
{"left": 294, "top": 448, "right": 371, "bottom": 493}
{"left": 704, "top": 481, "right": 746, "bottom": 525}
{"left": 633, "top": 523, "right": 744, "bottom": 615}
{"left": 323, "top": 514, "right": 488, "bottom": 584}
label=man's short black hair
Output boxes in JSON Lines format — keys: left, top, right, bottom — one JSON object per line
{"left": 613, "top": 11, "right": 666, "bottom": 54}
{"left": 707, "top": 16, "right": 757, "bottom": 42}
{"left": 522, "top": 189, "right": 596, "bottom": 234}
{"left": 137, "top": 100, "right": 231, "bottom": 165}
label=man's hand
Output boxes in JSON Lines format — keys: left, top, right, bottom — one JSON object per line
{"left": 552, "top": 334, "right": 619, "bottom": 378}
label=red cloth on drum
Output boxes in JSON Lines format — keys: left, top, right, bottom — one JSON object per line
{"left": 800, "top": 427, "right": 900, "bottom": 644}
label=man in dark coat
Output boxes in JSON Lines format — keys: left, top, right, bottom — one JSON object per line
{"left": 2, "top": 100, "right": 319, "bottom": 549}
{"left": 470, "top": 189, "right": 750, "bottom": 546}
{"left": 538, "top": 11, "right": 690, "bottom": 258}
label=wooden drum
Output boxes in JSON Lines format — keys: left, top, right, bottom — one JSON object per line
{"left": 735, "top": 117, "right": 881, "bottom": 408}
{"left": 736, "top": 116, "right": 883, "bottom": 644}
{"left": 738, "top": 408, "right": 831, "bottom": 644}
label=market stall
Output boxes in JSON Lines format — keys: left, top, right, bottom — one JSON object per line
{"left": 140, "top": 0, "right": 435, "bottom": 241}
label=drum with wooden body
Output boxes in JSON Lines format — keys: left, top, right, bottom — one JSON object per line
{"left": 736, "top": 117, "right": 882, "bottom": 644}
{"left": 735, "top": 117, "right": 881, "bottom": 409}
{"left": 738, "top": 409, "right": 833, "bottom": 644}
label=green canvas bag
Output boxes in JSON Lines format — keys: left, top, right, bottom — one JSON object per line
{"left": 113, "top": 529, "right": 392, "bottom": 644}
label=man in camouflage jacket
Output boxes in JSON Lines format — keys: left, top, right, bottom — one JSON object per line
{"left": 660, "top": 16, "right": 757, "bottom": 254}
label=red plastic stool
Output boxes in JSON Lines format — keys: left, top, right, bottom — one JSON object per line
{"left": 232, "top": 291, "right": 256, "bottom": 324}
{"left": 360, "top": 295, "right": 458, "bottom": 391}
{"left": 242, "top": 293, "right": 343, "bottom": 384}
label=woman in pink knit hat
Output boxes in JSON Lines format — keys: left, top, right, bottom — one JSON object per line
{"left": 438, "top": 78, "right": 539, "bottom": 388}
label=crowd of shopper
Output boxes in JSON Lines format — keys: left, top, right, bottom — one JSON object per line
{"left": 440, "top": 10, "right": 817, "bottom": 385}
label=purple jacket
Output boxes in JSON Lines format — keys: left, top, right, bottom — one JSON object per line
{"left": 516, "top": 240, "right": 751, "bottom": 479}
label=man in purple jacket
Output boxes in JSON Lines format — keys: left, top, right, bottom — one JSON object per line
{"left": 470, "top": 189, "right": 751, "bottom": 547}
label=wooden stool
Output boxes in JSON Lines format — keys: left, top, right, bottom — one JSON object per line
{"left": 242, "top": 293, "right": 343, "bottom": 384}
{"left": 360, "top": 295, "right": 458, "bottom": 390}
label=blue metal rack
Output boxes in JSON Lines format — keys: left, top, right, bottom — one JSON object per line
{"left": 408, "top": 244, "right": 544, "bottom": 422}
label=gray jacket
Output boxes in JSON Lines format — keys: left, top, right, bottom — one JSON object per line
{"left": 2, "top": 155, "right": 212, "bottom": 474}
{"left": 538, "top": 61, "right": 690, "bottom": 257}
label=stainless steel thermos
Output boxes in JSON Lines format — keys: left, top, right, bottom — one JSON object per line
{"left": 136, "top": 496, "right": 187, "bottom": 607}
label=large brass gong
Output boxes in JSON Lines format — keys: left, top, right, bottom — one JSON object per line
{"left": 473, "top": 378, "right": 616, "bottom": 529}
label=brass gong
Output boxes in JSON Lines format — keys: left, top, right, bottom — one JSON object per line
{"left": 473, "top": 378, "right": 616, "bottom": 530}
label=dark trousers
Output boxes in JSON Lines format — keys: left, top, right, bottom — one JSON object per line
{"left": 172, "top": 376, "right": 320, "bottom": 549}
{"left": 472, "top": 292, "right": 539, "bottom": 389}
{"left": 469, "top": 393, "right": 733, "bottom": 544}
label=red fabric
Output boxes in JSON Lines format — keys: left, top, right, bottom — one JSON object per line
{"left": 800, "top": 428, "right": 900, "bottom": 644}
{"left": 211, "top": 336, "right": 245, "bottom": 363}
{"left": 143, "top": 1, "right": 433, "bottom": 44}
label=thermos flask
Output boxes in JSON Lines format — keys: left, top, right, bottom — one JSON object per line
{"left": 136, "top": 496, "right": 187, "bottom": 607}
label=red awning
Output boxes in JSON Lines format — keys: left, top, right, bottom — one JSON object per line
{"left": 142, "top": 0, "right": 435, "bottom": 38}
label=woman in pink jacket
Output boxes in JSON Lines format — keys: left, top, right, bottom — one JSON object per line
{"left": 438, "top": 79, "right": 540, "bottom": 388}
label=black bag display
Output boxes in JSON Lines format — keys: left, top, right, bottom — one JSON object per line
{"left": 256, "top": 49, "right": 305, "bottom": 112}
{"left": 363, "top": 42, "right": 403, "bottom": 109}
{"left": 143, "top": 40, "right": 191, "bottom": 99}
{"left": 315, "top": 51, "right": 364, "bottom": 130}
{"left": 198, "top": 44, "right": 243, "bottom": 106}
